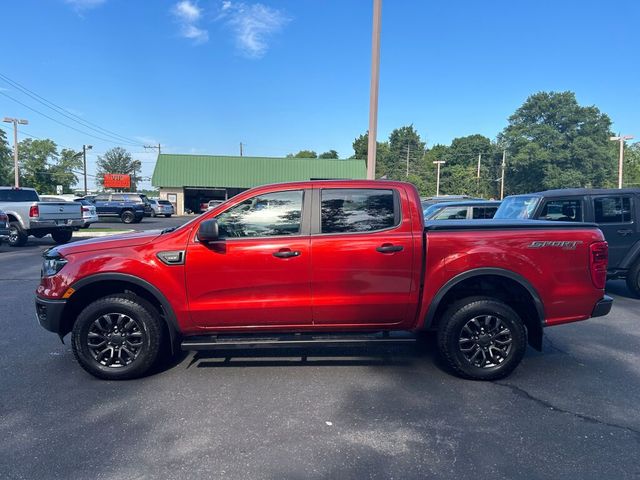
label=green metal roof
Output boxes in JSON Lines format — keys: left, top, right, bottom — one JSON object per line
{"left": 152, "top": 154, "right": 367, "bottom": 188}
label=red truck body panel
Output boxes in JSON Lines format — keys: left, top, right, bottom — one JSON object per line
{"left": 37, "top": 180, "right": 608, "bottom": 339}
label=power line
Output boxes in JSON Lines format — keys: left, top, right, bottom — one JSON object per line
{"left": 0, "top": 90, "right": 142, "bottom": 147}
{"left": 0, "top": 72, "right": 146, "bottom": 147}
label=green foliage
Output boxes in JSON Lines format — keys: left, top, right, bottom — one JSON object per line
{"left": 96, "top": 147, "right": 142, "bottom": 191}
{"left": 625, "top": 143, "right": 640, "bottom": 188}
{"left": 16, "top": 139, "right": 81, "bottom": 194}
{"left": 0, "top": 128, "right": 12, "bottom": 185}
{"left": 319, "top": 150, "right": 339, "bottom": 159}
{"left": 287, "top": 150, "right": 318, "bottom": 158}
{"left": 499, "top": 91, "right": 616, "bottom": 194}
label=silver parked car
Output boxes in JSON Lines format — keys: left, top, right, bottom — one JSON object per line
{"left": 40, "top": 195, "right": 99, "bottom": 229}
{"left": 149, "top": 199, "right": 175, "bottom": 217}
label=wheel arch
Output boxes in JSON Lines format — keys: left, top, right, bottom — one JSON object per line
{"left": 62, "top": 273, "right": 181, "bottom": 353}
{"left": 424, "top": 268, "right": 545, "bottom": 350}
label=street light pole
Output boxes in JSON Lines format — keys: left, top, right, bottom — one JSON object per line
{"left": 366, "top": 0, "right": 382, "bottom": 180}
{"left": 3, "top": 117, "right": 29, "bottom": 187}
{"left": 610, "top": 134, "right": 634, "bottom": 188}
{"left": 433, "top": 160, "right": 445, "bottom": 196}
{"left": 476, "top": 153, "right": 482, "bottom": 196}
{"left": 83, "top": 145, "right": 93, "bottom": 196}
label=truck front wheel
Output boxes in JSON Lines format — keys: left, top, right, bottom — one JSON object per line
{"left": 71, "top": 294, "right": 163, "bottom": 380}
{"left": 8, "top": 222, "right": 28, "bottom": 247}
{"left": 437, "top": 297, "right": 527, "bottom": 381}
{"left": 626, "top": 260, "right": 640, "bottom": 298}
{"left": 51, "top": 229, "right": 73, "bottom": 244}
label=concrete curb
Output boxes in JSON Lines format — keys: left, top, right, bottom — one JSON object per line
{"left": 73, "top": 229, "right": 134, "bottom": 238}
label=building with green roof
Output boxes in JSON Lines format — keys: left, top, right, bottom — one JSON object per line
{"left": 152, "top": 153, "right": 366, "bottom": 214}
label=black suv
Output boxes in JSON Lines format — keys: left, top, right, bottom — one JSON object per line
{"left": 495, "top": 188, "right": 640, "bottom": 296}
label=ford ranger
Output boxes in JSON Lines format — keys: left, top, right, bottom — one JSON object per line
{"left": 35, "top": 180, "right": 612, "bottom": 381}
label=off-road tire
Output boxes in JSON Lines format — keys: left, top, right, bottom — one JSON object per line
{"left": 8, "top": 221, "right": 28, "bottom": 247}
{"left": 626, "top": 260, "right": 640, "bottom": 298}
{"left": 51, "top": 229, "right": 73, "bottom": 244}
{"left": 164, "top": 214, "right": 171, "bottom": 218}
{"left": 71, "top": 294, "right": 163, "bottom": 380}
{"left": 437, "top": 296, "right": 527, "bottom": 381}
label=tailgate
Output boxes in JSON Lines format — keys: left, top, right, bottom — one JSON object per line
{"left": 37, "top": 202, "right": 82, "bottom": 220}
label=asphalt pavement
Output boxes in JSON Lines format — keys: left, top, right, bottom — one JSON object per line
{"left": 1, "top": 219, "right": 639, "bottom": 479}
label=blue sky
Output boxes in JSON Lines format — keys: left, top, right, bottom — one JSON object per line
{"left": 1, "top": 0, "right": 638, "bottom": 190}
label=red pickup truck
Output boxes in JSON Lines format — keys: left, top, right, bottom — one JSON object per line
{"left": 35, "top": 180, "right": 612, "bottom": 381}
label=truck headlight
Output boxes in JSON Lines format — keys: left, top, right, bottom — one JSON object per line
{"left": 42, "top": 249, "right": 68, "bottom": 277}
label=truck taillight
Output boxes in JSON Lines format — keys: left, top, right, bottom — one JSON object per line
{"left": 82, "top": 206, "right": 90, "bottom": 213}
{"left": 589, "top": 241, "right": 608, "bottom": 289}
{"left": 29, "top": 204, "right": 39, "bottom": 218}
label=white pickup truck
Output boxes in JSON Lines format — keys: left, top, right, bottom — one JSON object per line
{"left": 0, "top": 187, "right": 83, "bottom": 247}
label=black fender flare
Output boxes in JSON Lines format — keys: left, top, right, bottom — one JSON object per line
{"left": 70, "top": 273, "right": 182, "bottom": 351}
{"left": 618, "top": 239, "right": 640, "bottom": 270}
{"left": 423, "top": 267, "right": 545, "bottom": 349}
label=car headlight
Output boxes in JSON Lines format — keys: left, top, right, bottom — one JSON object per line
{"left": 42, "top": 249, "right": 68, "bottom": 277}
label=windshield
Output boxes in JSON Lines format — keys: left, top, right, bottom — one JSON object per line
{"left": 494, "top": 196, "right": 540, "bottom": 219}
{"left": 423, "top": 204, "right": 441, "bottom": 218}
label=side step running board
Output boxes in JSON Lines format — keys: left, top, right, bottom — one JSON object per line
{"left": 181, "top": 332, "right": 416, "bottom": 351}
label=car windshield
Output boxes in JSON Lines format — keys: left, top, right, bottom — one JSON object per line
{"left": 423, "top": 204, "right": 441, "bottom": 218}
{"left": 494, "top": 196, "right": 540, "bottom": 219}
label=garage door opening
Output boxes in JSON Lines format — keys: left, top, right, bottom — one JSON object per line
{"left": 184, "top": 187, "right": 246, "bottom": 213}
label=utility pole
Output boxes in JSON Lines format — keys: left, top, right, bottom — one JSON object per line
{"left": 82, "top": 145, "right": 93, "bottom": 196}
{"left": 3, "top": 117, "right": 29, "bottom": 187}
{"left": 144, "top": 143, "right": 161, "bottom": 155}
{"left": 240, "top": 142, "right": 244, "bottom": 157}
{"left": 433, "top": 160, "right": 445, "bottom": 196}
{"left": 610, "top": 134, "right": 634, "bottom": 188}
{"left": 406, "top": 143, "right": 410, "bottom": 177}
{"left": 500, "top": 149, "right": 506, "bottom": 200}
{"left": 476, "top": 153, "right": 482, "bottom": 196}
{"left": 366, "top": 0, "right": 382, "bottom": 180}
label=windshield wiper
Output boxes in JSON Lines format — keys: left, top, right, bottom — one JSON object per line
{"left": 161, "top": 226, "right": 177, "bottom": 234}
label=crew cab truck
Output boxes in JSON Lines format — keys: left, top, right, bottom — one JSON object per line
{"left": 35, "top": 180, "right": 612, "bottom": 381}
{"left": 0, "top": 187, "right": 83, "bottom": 247}
{"left": 495, "top": 188, "right": 640, "bottom": 297}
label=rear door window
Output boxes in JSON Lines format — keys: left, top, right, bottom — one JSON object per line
{"left": 432, "top": 206, "right": 468, "bottom": 220}
{"left": 472, "top": 206, "right": 498, "bottom": 219}
{"left": 320, "top": 189, "right": 398, "bottom": 233}
{"left": 539, "top": 199, "right": 583, "bottom": 222}
{"left": 594, "top": 197, "right": 632, "bottom": 223}
{"left": 111, "top": 194, "right": 125, "bottom": 202}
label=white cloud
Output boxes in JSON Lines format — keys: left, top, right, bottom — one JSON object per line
{"left": 172, "top": 0, "right": 201, "bottom": 22}
{"left": 221, "top": 2, "right": 290, "bottom": 58}
{"left": 65, "top": 0, "right": 107, "bottom": 11}
{"left": 171, "top": 0, "right": 209, "bottom": 44}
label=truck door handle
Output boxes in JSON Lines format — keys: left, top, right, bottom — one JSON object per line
{"left": 617, "top": 229, "right": 633, "bottom": 236}
{"left": 376, "top": 244, "right": 404, "bottom": 253}
{"left": 273, "top": 249, "right": 301, "bottom": 258}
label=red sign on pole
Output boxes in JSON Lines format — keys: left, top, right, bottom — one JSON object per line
{"left": 103, "top": 174, "right": 131, "bottom": 189}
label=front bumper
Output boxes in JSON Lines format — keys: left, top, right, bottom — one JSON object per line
{"left": 591, "top": 295, "right": 613, "bottom": 318}
{"left": 35, "top": 296, "right": 67, "bottom": 335}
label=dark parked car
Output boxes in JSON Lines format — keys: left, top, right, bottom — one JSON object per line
{"left": 423, "top": 200, "right": 501, "bottom": 220}
{"left": 90, "top": 193, "right": 146, "bottom": 224}
{"left": 420, "top": 195, "right": 482, "bottom": 211}
{"left": 495, "top": 188, "right": 640, "bottom": 296}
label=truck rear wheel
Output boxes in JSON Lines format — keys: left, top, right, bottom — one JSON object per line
{"left": 51, "top": 229, "right": 73, "bottom": 244}
{"left": 8, "top": 222, "right": 28, "bottom": 247}
{"left": 626, "top": 260, "right": 640, "bottom": 298}
{"left": 437, "top": 297, "right": 527, "bottom": 381}
{"left": 71, "top": 294, "right": 163, "bottom": 380}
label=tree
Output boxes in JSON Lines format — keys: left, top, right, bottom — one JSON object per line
{"left": 499, "top": 91, "right": 616, "bottom": 194}
{"left": 625, "top": 142, "right": 640, "bottom": 188}
{"left": 319, "top": 150, "right": 339, "bottom": 159}
{"left": 0, "top": 128, "right": 12, "bottom": 185}
{"left": 287, "top": 150, "right": 317, "bottom": 158}
{"left": 96, "top": 147, "right": 142, "bottom": 191}
{"left": 385, "top": 125, "right": 426, "bottom": 180}
{"left": 52, "top": 148, "right": 83, "bottom": 193}
{"left": 18, "top": 139, "right": 58, "bottom": 193}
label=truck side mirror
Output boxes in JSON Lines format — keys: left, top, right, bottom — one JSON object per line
{"left": 197, "top": 219, "right": 219, "bottom": 243}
